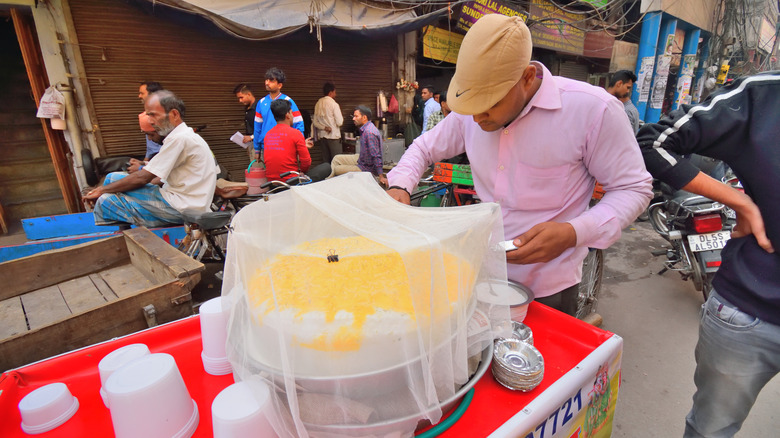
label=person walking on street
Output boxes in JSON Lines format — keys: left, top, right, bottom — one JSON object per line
{"left": 313, "top": 82, "right": 344, "bottom": 164}
{"left": 638, "top": 71, "right": 779, "bottom": 438}
{"left": 605, "top": 70, "right": 640, "bottom": 134}
{"left": 419, "top": 85, "right": 441, "bottom": 135}
{"left": 386, "top": 14, "right": 651, "bottom": 316}
{"left": 253, "top": 68, "right": 304, "bottom": 161}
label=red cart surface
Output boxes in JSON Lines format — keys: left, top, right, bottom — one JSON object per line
{"left": 0, "top": 303, "right": 622, "bottom": 437}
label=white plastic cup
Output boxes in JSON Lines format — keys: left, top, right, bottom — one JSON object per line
{"left": 212, "top": 380, "right": 277, "bottom": 438}
{"left": 200, "top": 297, "right": 232, "bottom": 375}
{"left": 98, "top": 343, "right": 151, "bottom": 408}
{"left": 18, "top": 382, "right": 79, "bottom": 434}
{"left": 104, "top": 353, "right": 199, "bottom": 438}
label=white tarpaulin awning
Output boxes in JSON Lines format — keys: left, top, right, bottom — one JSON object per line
{"left": 144, "top": 0, "right": 449, "bottom": 44}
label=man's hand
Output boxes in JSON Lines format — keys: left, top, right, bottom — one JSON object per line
{"left": 242, "top": 135, "right": 252, "bottom": 144}
{"left": 731, "top": 195, "right": 774, "bottom": 253}
{"left": 324, "top": 126, "right": 332, "bottom": 133}
{"left": 126, "top": 158, "right": 144, "bottom": 173}
{"left": 305, "top": 137, "right": 314, "bottom": 149}
{"left": 387, "top": 187, "right": 410, "bottom": 205}
{"left": 506, "top": 222, "right": 577, "bottom": 264}
{"left": 82, "top": 186, "right": 105, "bottom": 208}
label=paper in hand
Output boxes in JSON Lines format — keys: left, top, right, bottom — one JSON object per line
{"left": 230, "top": 131, "right": 251, "bottom": 149}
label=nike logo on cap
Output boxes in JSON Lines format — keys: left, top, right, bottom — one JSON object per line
{"left": 455, "top": 89, "right": 471, "bottom": 97}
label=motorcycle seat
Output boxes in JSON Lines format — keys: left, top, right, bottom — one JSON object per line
{"left": 180, "top": 210, "right": 233, "bottom": 230}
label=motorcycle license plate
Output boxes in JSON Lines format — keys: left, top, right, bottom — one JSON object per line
{"left": 687, "top": 231, "right": 731, "bottom": 252}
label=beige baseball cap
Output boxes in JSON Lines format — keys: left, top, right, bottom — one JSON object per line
{"left": 448, "top": 14, "right": 533, "bottom": 115}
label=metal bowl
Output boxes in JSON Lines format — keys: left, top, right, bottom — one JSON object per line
{"left": 492, "top": 338, "right": 544, "bottom": 392}
{"left": 302, "top": 342, "right": 494, "bottom": 436}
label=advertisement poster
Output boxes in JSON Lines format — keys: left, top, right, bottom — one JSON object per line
{"left": 675, "top": 75, "right": 693, "bottom": 108}
{"left": 422, "top": 26, "right": 464, "bottom": 64}
{"left": 511, "top": 339, "right": 623, "bottom": 438}
{"left": 457, "top": 0, "right": 526, "bottom": 32}
{"left": 681, "top": 54, "right": 696, "bottom": 76}
{"left": 528, "top": 0, "right": 585, "bottom": 55}
{"left": 650, "top": 76, "right": 667, "bottom": 109}
{"left": 637, "top": 57, "right": 655, "bottom": 102}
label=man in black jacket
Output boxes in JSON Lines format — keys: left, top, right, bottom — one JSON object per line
{"left": 637, "top": 72, "right": 779, "bottom": 438}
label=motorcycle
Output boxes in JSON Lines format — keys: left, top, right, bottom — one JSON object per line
{"left": 647, "top": 179, "right": 736, "bottom": 299}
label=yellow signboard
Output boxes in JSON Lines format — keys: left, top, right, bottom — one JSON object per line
{"left": 422, "top": 26, "right": 464, "bottom": 64}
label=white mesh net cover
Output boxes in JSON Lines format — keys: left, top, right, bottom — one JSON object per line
{"left": 221, "top": 172, "right": 509, "bottom": 437}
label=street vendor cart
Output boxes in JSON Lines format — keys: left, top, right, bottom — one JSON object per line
{"left": 0, "top": 302, "right": 622, "bottom": 438}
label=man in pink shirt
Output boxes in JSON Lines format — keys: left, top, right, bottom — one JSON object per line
{"left": 263, "top": 99, "right": 313, "bottom": 183}
{"left": 387, "top": 14, "right": 652, "bottom": 316}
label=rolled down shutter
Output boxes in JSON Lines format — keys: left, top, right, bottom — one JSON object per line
{"left": 67, "top": 0, "right": 397, "bottom": 179}
{"left": 558, "top": 60, "right": 590, "bottom": 82}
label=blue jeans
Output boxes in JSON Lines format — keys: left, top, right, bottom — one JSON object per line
{"left": 684, "top": 289, "right": 780, "bottom": 437}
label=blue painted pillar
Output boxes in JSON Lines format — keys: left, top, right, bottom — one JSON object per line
{"left": 673, "top": 28, "right": 701, "bottom": 110}
{"left": 694, "top": 35, "right": 711, "bottom": 104}
{"left": 634, "top": 12, "right": 662, "bottom": 121}
{"left": 645, "top": 16, "right": 678, "bottom": 123}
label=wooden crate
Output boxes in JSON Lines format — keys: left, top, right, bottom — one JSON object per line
{"left": 0, "top": 227, "right": 204, "bottom": 371}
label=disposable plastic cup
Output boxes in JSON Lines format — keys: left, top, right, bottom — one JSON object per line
{"left": 98, "top": 343, "right": 151, "bottom": 407}
{"left": 105, "top": 353, "right": 199, "bottom": 438}
{"left": 18, "top": 382, "right": 79, "bottom": 434}
{"left": 212, "top": 380, "right": 278, "bottom": 438}
{"left": 200, "top": 297, "right": 232, "bottom": 375}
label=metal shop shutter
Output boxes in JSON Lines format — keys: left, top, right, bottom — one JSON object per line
{"left": 67, "top": 0, "right": 396, "bottom": 179}
{"left": 558, "top": 61, "right": 590, "bottom": 83}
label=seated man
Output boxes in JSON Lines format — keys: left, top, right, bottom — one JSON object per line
{"left": 83, "top": 90, "right": 217, "bottom": 227}
{"left": 127, "top": 112, "right": 163, "bottom": 173}
{"left": 328, "top": 105, "right": 383, "bottom": 178}
{"left": 263, "top": 99, "right": 313, "bottom": 182}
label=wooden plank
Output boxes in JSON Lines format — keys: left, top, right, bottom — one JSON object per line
{"left": 20, "top": 285, "right": 71, "bottom": 330}
{"left": 89, "top": 273, "right": 118, "bottom": 302}
{"left": 0, "top": 279, "right": 196, "bottom": 371}
{"left": 99, "top": 264, "right": 155, "bottom": 299}
{"left": 11, "top": 8, "right": 82, "bottom": 214}
{"left": 21, "top": 213, "right": 122, "bottom": 240}
{"left": 0, "top": 235, "right": 128, "bottom": 301}
{"left": 123, "top": 228, "right": 204, "bottom": 285}
{"left": 58, "top": 276, "right": 106, "bottom": 315}
{"left": 0, "top": 297, "right": 27, "bottom": 339}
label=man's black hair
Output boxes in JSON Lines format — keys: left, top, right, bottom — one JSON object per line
{"left": 439, "top": 91, "right": 447, "bottom": 103}
{"left": 608, "top": 70, "right": 638, "bottom": 87}
{"left": 233, "top": 83, "right": 253, "bottom": 95}
{"left": 355, "top": 105, "right": 372, "bottom": 120}
{"left": 422, "top": 85, "right": 436, "bottom": 94}
{"left": 323, "top": 82, "right": 336, "bottom": 96}
{"left": 151, "top": 90, "right": 185, "bottom": 118}
{"left": 265, "top": 67, "right": 286, "bottom": 84}
{"left": 271, "top": 99, "right": 292, "bottom": 122}
{"left": 141, "top": 81, "right": 164, "bottom": 93}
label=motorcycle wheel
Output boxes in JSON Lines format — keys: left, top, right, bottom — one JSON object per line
{"left": 687, "top": 243, "right": 710, "bottom": 300}
{"left": 577, "top": 248, "right": 604, "bottom": 320}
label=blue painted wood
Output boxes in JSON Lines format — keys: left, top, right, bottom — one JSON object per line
{"left": 0, "top": 226, "right": 188, "bottom": 263}
{"left": 22, "top": 213, "right": 123, "bottom": 240}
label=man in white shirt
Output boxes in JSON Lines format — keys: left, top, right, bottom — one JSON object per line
{"left": 83, "top": 90, "right": 217, "bottom": 227}
{"left": 420, "top": 85, "right": 441, "bottom": 135}
{"left": 312, "top": 82, "right": 344, "bottom": 163}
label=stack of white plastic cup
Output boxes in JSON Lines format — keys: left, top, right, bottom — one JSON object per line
{"left": 104, "top": 353, "right": 199, "bottom": 438}
{"left": 18, "top": 383, "right": 79, "bottom": 434}
{"left": 200, "top": 297, "right": 232, "bottom": 375}
{"left": 212, "top": 380, "right": 278, "bottom": 438}
{"left": 98, "top": 343, "right": 151, "bottom": 408}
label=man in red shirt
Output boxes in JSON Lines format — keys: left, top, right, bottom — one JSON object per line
{"left": 263, "top": 99, "right": 313, "bottom": 182}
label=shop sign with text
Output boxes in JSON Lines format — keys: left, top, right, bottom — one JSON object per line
{"left": 457, "top": 0, "right": 527, "bottom": 32}
{"left": 422, "top": 26, "right": 464, "bottom": 64}
{"left": 528, "top": 0, "right": 585, "bottom": 55}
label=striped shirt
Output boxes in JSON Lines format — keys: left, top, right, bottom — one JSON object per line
{"left": 253, "top": 93, "right": 304, "bottom": 152}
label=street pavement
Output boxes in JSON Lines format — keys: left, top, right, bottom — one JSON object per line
{"left": 600, "top": 220, "right": 780, "bottom": 437}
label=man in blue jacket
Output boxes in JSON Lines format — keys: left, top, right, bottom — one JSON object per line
{"left": 638, "top": 72, "right": 779, "bottom": 438}
{"left": 253, "top": 67, "right": 304, "bottom": 159}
